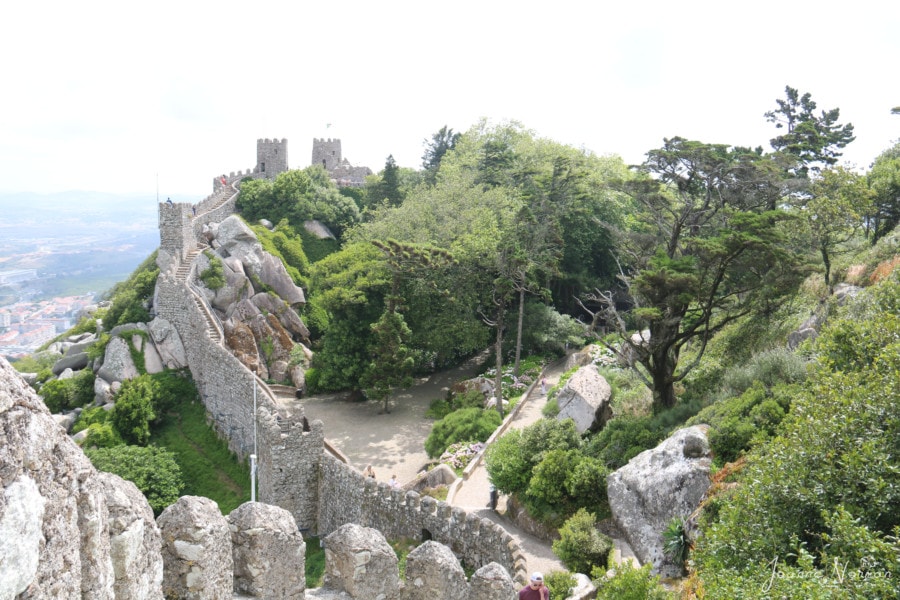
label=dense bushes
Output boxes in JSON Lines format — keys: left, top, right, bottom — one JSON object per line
{"left": 85, "top": 445, "right": 183, "bottom": 515}
{"left": 486, "top": 418, "right": 612, "bottom": 523}
{"left": 552, "top": 509, "right": 612, "bottom": 574}
{"left": 103, "top": 252, "right": 159, "bottom": 328}
{"left": 39, "top": 368, "right": 95, "bottom": 412}
{"left": 424, "top": 407, "right": 500, "bottom": 458}
{"left": 694, "top": 273, "right": 900, "bottom": 597}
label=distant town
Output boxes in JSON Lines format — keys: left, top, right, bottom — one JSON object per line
{"left": 0, "top": 271, "right": 97, "bottom": 359}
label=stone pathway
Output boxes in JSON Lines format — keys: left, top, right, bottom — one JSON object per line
{"left": 449, "top": 357, "right": 571, "bottom": 577}
{"left": 287, "top": 353, "right": 576, "bottom": 579}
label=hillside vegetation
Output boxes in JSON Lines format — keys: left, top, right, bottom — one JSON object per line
{"left": 15, "top": 86, "right": 900, "bottom": 594}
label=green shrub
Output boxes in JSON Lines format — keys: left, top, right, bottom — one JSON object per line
{"left": 103, "top": 253, "right": 159, "bottom": 328}
{"left": 694, "top": 275, "right": 900, "bottom": 585}
{"left": 565, "top": 455, "right": 611, "bottom": 518}
{"left": 85, "top": 445, "right": 183, "bottom": 515}
{"left": 84, "top": 422, "right": 124, "bottom": 448}
{"left": 584, "top": 415, "right": 662, "bottom": 470}
{"left": 486, "top": 418, "right": 582, "bottom": 497}
{"left": 72, "top": 405, "right": 110, "bottom": 433}
{"left": 39, "top": 378, "right": 74, "bottom": 413}
{"left": 707, "top": 415, "right": 756, "bottom": 465}
{"left": 199, "top": 251, "right": 226, "bottom": 290}
{"left": 593, "top": 561, "right": 672, "bottom": 600}
{"left": 111, "top": 375, "right": 157, "bottom": 445}
{"left": 150, "top": 369, "right": 199, "bottom": 419}
{"left": 424, "top": 407, "right": 500, "bottom": 458}
{"left": 662, "top": 516, "right": 690, "bottom": 566}
{"left": 544, "top": 571, "right": 577, "bottom": 599}
{"left": 721, "top": 347, "right": 808, "bottom": 395}
{"left": 528, "top": 449, "right": 580, "bottom": 507}
{"left": 39, "top": 369, "right": 94, "bottom": 413}
{"left": 552, "top": 509, "right": 612, "bottom": 574}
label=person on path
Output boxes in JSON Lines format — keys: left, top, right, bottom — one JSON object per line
{"left": 519, "top": 572, "right": 550, "bottom": 600}
{"left": 363, "top": 464, "right": 376, "bottom": 479}
{"left": 389, "top": 474, "right": 400, "bottom": 489}
{"left": 540, "top": 377, "right": 547, "bottom": 394}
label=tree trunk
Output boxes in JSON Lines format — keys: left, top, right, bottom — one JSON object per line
{"left": 514, "top": 287, "right": 525, "bottom": 376}
{"left": 493, "top": 308, "right": 505, "bottom": 419}
{"left": 648, "top": 347, "right": 678, "bottom": 412}
{"left": 821, "top": 244, "right": 832, "bottom": 294}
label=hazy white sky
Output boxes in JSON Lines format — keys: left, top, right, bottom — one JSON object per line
{"left": 1, "top": 0, "right": 897, "bottom": 198}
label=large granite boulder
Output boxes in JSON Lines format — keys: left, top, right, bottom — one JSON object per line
{"left": 607, "top": 425, "right": 712, "bottom": 577}
{"left": 52, "top": 351, "right": 90, "bottom": 376}
{"left": 228, "top": 502, "right": 305, "bottom": 598}
{"left": 148, "top": 317, "right": 187, "bottom": 370}
{"left": 98, "top": 472, "right": 164, "bottom": 600}
{"left": 401, "top": 540, "right": 468, "bottom": 600}
{"left": 157, "top": 496, "right": 233, "bottom": 600}
{"left": 223, "top": 318, "right": 267, "bottom": 379}
{"left": 0, "top": 356, "right": 162, "bottom": 599}
{"left": 213, "top": 215, "right": 306, "bottom": 307}
{"left": 97, "top": 337, "right": 139, "bottom": 384}
{"left": 323, "top": 523, "right": 399, "bottom": 599}
{"left": 251, "top": 292, "right": 310, "bottom": 341}
{"left": 195, "top": 252, "right": 252, "bottom": 312}
{"left": 555, "top": 364, "right": 613, "bottom": 434}
{"left": 468, "top": 562, "right": 517, "bottom": 599}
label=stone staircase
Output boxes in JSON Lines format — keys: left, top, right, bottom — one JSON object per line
{"left": 175, "top": 245, "right": 223, "bottom": 345}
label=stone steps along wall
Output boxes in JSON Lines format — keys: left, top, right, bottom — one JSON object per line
{"left": 318, "top": 455, "right": 526, "bottom": 581}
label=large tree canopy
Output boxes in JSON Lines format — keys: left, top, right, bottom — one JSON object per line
{"left": 765, "top": 85, "right": 856, "bottom": 177}
{"left": 583, "top": 138, "right": 808, "bottom": 411}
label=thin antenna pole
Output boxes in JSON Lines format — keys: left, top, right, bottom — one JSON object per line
{"left": 251, "top": 380, "right": 258, "bottom": 502}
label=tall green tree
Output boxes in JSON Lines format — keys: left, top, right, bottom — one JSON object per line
{"left": 807, "top": 167, "right": 873, "bottom": 291}
{"left": 422, "top": 125, "right": 461, "bottom": 183}
{"left": 361, "top": 240, "right": 453, "bottom": 412}
{"left": 581, "top": 138, "right": 806, "bottom": 411}
{"left": 765, "top": 85, "right": 856, "bottom": 178}
{"left": 868, "top": 142, "right": 900, "bottom": 242}
{"left": 367, "top": 155, "right": 404, "bottom": 208}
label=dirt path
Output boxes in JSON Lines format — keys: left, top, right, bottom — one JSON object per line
{"left": 285, "top": 352, "right": 487, "bottom": 485}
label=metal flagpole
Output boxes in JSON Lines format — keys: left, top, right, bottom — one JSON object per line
{"left": 251, "top": 380, "right": 258, "bottom": 502}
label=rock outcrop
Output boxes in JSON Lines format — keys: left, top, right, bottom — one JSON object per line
{"left": 402, "top": 540, "right": 468, "bottom": 600}
{"left": 157, "top": 496, "right": 233, "bottom": 600}
{"left": 323, "top": 523, "right": 400, "bottom": 599}
{"left": 555, "top": 363, "right": 613, "bottom": 434}
{"left": 607, "top": 425, "right": 712, "bottom": 577}
{"left": 468, "top": 562, "right": 518, "bottom": 599}
{"left": 228, "top": 502, "right": 306, "bottom": 599}
{"left": 0, "top": 355, "right": 163, "bottom": 599}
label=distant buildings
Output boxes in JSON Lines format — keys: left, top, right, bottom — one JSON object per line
{"left": 0, "top": 293, "right": 95, "bottom": 359}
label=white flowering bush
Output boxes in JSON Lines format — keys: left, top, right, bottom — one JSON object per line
{"left": 439, "top": 441, "right": 485, "bottom": 472}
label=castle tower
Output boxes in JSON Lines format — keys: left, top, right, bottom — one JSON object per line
{"left": 256, "top": 138, "right": 289, "bottom": 180}
{"left": 312, "top": 138, "right": 342, "bottom": 172}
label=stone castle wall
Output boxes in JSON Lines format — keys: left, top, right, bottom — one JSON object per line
{"left": 152, "top": 141, "right": 522, "bottom": 579}
{"left": 319, "top": 456, "right": 527, "bottom": 581}
{"left": 312, "top": 137, "right": 342, "bottom": 171}
{"left": 158, "top": 202, "right": 194, "bottom": 263}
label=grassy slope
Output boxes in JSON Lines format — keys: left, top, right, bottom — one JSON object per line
{"left": 152, "top": 399, "right": 251, "bottom": 515}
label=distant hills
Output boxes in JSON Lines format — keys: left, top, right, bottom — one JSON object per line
{"left": 0, "top": 191, "right": 176, "bottom": 305}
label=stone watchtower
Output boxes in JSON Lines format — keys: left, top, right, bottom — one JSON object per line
{"left": 257, "top": 138, "right": 288, "bottom": 180}
{"left": 312, "top": 138, "right": 342, "bottom": 172}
